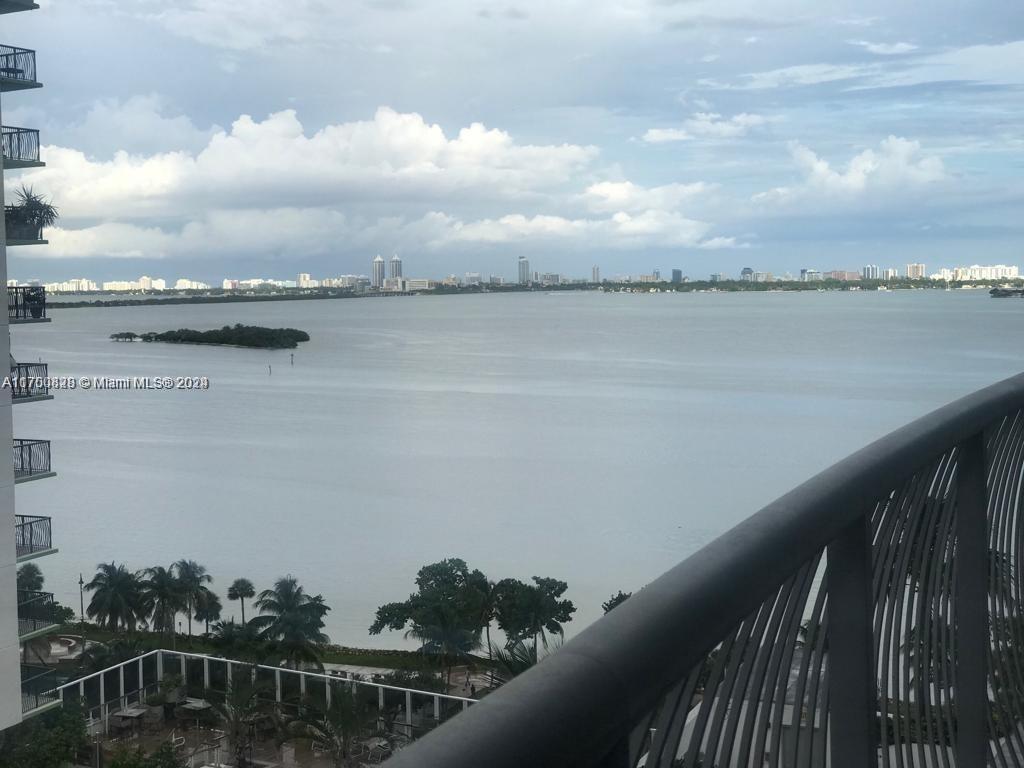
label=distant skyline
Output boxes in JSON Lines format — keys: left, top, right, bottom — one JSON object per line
{"left": 3, "top": 1, "right": 1023, "bottom": 282}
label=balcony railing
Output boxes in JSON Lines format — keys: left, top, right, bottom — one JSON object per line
{"left": 15, "top": 514, "right": 52, "bottom": 558}
{"left": 10, "top": 362, "right": 49, "bottom": 400}
{"left": 0, "top": 44, "right": 37, "bottom": 89}
{"left": 1, "top": 125, "right": 40, "bottom": 167}
{"left": 5, "top": 205, "right": 45, "bottom": 243}
{"left": 21, "top": 665, "right": 58, "bottom": 714}
{"left": 18, "top": 590, "right": 58, "bottom": 638}
{"left": 8, "top": 286, "right": 47, "bottom": 321}
{"left": 390, "top": 372, "right": 1024, "bottom": 768}
{"left": 13, "top": 438, "right": 51, "bottom": 480}
{"left": 0, "top": 0, "right": 39, "bottom": 16}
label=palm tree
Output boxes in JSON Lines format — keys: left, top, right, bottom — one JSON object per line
{"left": 250, "top": 576, "right": 330, "bottom": 669}
{"left": 228, "top": 578, "right": 256, "bottom": 624}
{"left": 80, "top": 638, "right": 146, "bottom": 674}
{"left": 16, "top": 562, "right": 44, "bottom": 592}
{"left": 85, "top": 562, "right": 147, "bottom": 633}
{"left": 208, "top": 674, "right": 270, "bottom": 768}
{"left": 210, "top": 620, "right": 268, "bottom": 665}
{"left": 406, "top": 604, "right": 481, "bottom": 688}
{"left": 173, "top": 559, "right": 212, "bottom": 640}
{"left": 194, "top": 589, "right": 223, "bottom": 635}
{"left": 288, "top": 692, "right": 369, "bottom": 767}
{"left": 140, "top": 566, "right": 184, "bottom": 639}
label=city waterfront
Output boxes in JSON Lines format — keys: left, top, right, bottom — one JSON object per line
{"left": 14, "top": 288, "right": 1023, "bottom": 648}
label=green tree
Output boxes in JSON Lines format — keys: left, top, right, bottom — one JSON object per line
{"left": 210, "top": 620, "right": 268, "bottom": 665}
{"left": 208, "top": 674, "right": 270, "bottom": 768}
{"left": 16, "top": 562, "right": 43, "bottom": 592}
{"left": 602, "top": 590, "right": 631, "bottom": 614}
{"left": 85, "top": 562, "right": 147, "bottom": 633}
{"left": 140, "top": 566, "right": 184, "bottom": 639}
{"left": 250, "top": 576, "right": 330, "bottom": 669}
{"left": 287, "top": 692, "right": 370, "bottom": 766}
{"left": 194, "top": 589, "right": 223, "bottom": 635}
{"left": 80, "top": 638, "right": 146, "bottom": 674}
{"left": 0, "top": 703, "right": 88, "bottom": 768}
{"left": 228, "top": 578, "right": 256, "bottom": 624}
{"left": 369, "top": 559, "right": 486, "bottom": 686}
{"left": 495, "top": 576, "right": 576, "bottom": 653}
{"left": 173, "top": 559, "right": 212, "bottom": 640}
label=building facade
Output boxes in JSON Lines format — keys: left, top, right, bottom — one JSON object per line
{"left": 518, "top": 257, "right": 530, "bottom": 285}
{"left": 389, "top": 254, "right": 402, "bottom": 279}
{"left": 1, "top": 0, "right": 61, "bottom": 728}
{"left": 372, "top": 255, "right": 385, "bottom": 288}
{"left": 906, "top": 263, "right": 926, "bottom": 280}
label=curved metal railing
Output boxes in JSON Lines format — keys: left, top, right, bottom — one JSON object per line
{"left": 389, "top": 372, "right": 1024, "bottom": 768}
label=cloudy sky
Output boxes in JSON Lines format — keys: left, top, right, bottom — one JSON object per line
{"left": 3, "top": 0, "right": 1022, "bottom": 283}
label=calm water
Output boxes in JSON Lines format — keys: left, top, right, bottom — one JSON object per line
{"left": 12, "top": 289, "right": 1024, "bottom": 647}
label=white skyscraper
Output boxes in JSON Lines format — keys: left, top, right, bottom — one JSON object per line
{"left": 592, "top": 266, "right": 600, "bottom": 283}
{"left": 372, "top": 255, "right": 386, "bottom": 288}
{"left": 518, "top": 256, "right": 530, "bottom": 285}
{"left": 389, "top": 254, "right": 403, "bottom": 279}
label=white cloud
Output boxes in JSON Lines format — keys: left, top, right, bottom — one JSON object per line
{"left": 643, "top": 112, "right": 768, "bottom": 142}
{"left": 848, "top": 40, "right": 917, "bottom": 55}
{"left": 17, "top": 107, "right": 598, "bottom": 222}
{"left": 754, "top": 136, "right": 946, "bottom": 204}
{"left": 579, "top": 180, "right": 711, "bottom": 212}
{"left": 704, "top": 62, "right": 878, "bottom": 90}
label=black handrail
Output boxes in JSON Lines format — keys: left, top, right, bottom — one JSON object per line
{"left": 1, "top": 125, "right": 39, "bottom": 163}
{"left": 8, "top": 286, "right": 46, "bottom": 320}
{"left": 15, "top": 514, "right": 51, "bottom": 557}
{"left": 389, "top": 372, "right": 1024, "bottom": 768}
{"left": 0, "top": 44, "right": 36, "bottom": 83}
{"left": 5, "top": 204, "right": 44, "bottom": 241}
{"left": 21, "top": 665, "right": 57, "bottom": 713}
{"left": 10, "top": 362, "right": 48, "bottom": 399}
{"left": 13, "top": 438, "right": 51, "bottom": 477}
{"left": 17, "top": 590, "right": 57, "bottom": 637}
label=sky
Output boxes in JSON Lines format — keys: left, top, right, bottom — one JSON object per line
{"left": 2, "top": 0, "right": 1023, "bottom": 283}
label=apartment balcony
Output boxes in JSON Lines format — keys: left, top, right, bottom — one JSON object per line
{"left": 8, "top": 286, "right": 48, "bottom": 323}
{"left": 21, "top": 665, "right": 58, "bottom": 716}
{"left": 13, "top": 438, "right": 53, "bottom": 483}
{"left": 0, "top": 0, "right": 39, "bottom": 15}
{"left": 389, "top": 372, "right": 1024, "bottom": 768}
{"left": 17, "top": 590, "right": 58, "bottom": 640}
{"left": 5, "top": 205, "right": 48, "bottom": 245}
{"left": 15, "top": 514, "right": 55, "bottom": 561}
{"left": 10, "top": 362, "right": 52, "bottom": 403}
{"left": 0, "top": 44, "right": 39, "bottom": 92}
{"left": 2, "top": 126, "right": 42, "bottom": 169}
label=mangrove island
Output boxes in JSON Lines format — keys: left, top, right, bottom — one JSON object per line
{"left": 111, "top": 324, "right": 311, "bottom": 349}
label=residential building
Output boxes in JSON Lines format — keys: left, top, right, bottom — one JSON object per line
{"left": 671, "top": 269, "right": 683, "bottom": 284}
{"left": 297, "top": 273, "right": 312, "bottom": 288}
{"left": 465, "top": 272, "right": 482, "bottom": 286}
{"left": 389, "top": 254, "right": 402, "bottom": 280}
{"left": 518, "top": 257, "right": 530, "bottom": 285}
{"left": 906, "top": 263, "right": 926, "bottom": 279}
{"left": 752, "top": 271, "right": 772, "bottom": 283}
{"left": 709, "top": 273, "right": 723, "bottom": 283}
{"left": 883, "top": 268, "right": 900, "bottom": 280}
{"left": 953, "top": 264, "right": 1019, "bottom": 281}
{"left": 382, "top": 277, "right": 404, "bottom": 292}
{"left": 372, "top": 255, "right": 385, "bottom": 288}
{"left": 488, "top": 275, "right": 504, "bottom": 285}
{"left": 592, "top": 266, "right": 600, "bottom": 284}
{"left": 740, "top": 267, "right": 754, "bottom": 282}
{"left": 862, "top": 265, "right": 880, "bottom": 280}
{"left": 1, "top": 0, "right": 61, "bottom": 729}
{"left": 824, "top": 271, "right": 860, "bottom": 282}
{"left": 405, "top": 279, "right": 436, "bottom": 291}
{"left": 174, "top": 279, "right": 210, "bottom": 290}
{"left": 540, "top": 273, "right": 561, "bottom": 286}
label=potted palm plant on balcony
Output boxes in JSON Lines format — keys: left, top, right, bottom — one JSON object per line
{"left": 23, "top": 286, "right": 44, "bottom": 319}
{"left": 5, "top": 184, "right": 58, "bottom": 243}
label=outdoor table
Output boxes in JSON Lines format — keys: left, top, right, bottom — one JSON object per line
{"left": 115, "top": 707, "right": 147, "bottom": 738}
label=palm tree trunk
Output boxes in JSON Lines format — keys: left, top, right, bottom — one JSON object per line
{"left": 241, "top": 598, "right": 246, "bottom": 625}
{"left": 485, "top": 623, "right": 494, "bottom": 687}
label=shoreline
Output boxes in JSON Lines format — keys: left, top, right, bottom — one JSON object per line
{"left": 45, "top": 280, "right": 1020, "bottom": 310}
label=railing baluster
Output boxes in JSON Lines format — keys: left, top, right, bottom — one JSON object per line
{"left": 954, "top": 433, "right": 987, "bottom": 766}
{"left": 827, "top": 514, "right": 876, "bottom": 768}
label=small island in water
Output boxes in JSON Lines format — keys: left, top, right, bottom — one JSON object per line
{"left": 111, "top": 324, "right": 310, "bottom": 349}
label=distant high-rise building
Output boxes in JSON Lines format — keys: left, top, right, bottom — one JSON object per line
{"left": 518, "top": 257, "right": 530, "bottom": 285}
{"left": 800, "top": 269, "right": 822, "bottom": 282}
{"left": 906, "top": 263, "right": 926, "bottom": 280}
{"left": 740, "top": 267, "right": 754, "bottom": 282}
{"left": 389, "top": 254, "right": 402, "bottom": 279}
{"left": 671, "top": 269, "right": 683, "bottom": 284}
{"left": 372, "top": 255, "right": 385, "bottom": 288}
{"left": 653, "top": 268, "right": 661, "bottom": 281}
{"left": 465, "top": 272, "right": 482, "bottom": 286}
{"left": 709, "top": 273, "right": 723, "bottom": 283}
{"left": 592, "top": 265, "right": 600, "bottom": 283}
{"left": 883, "top": 268, "right": 899, "bottom": 280}
{"left": 862, "top": 265, "right": 880, "bottom": 280}
{"left": 297, "top": 272, "right": 312, "bottom": 288}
